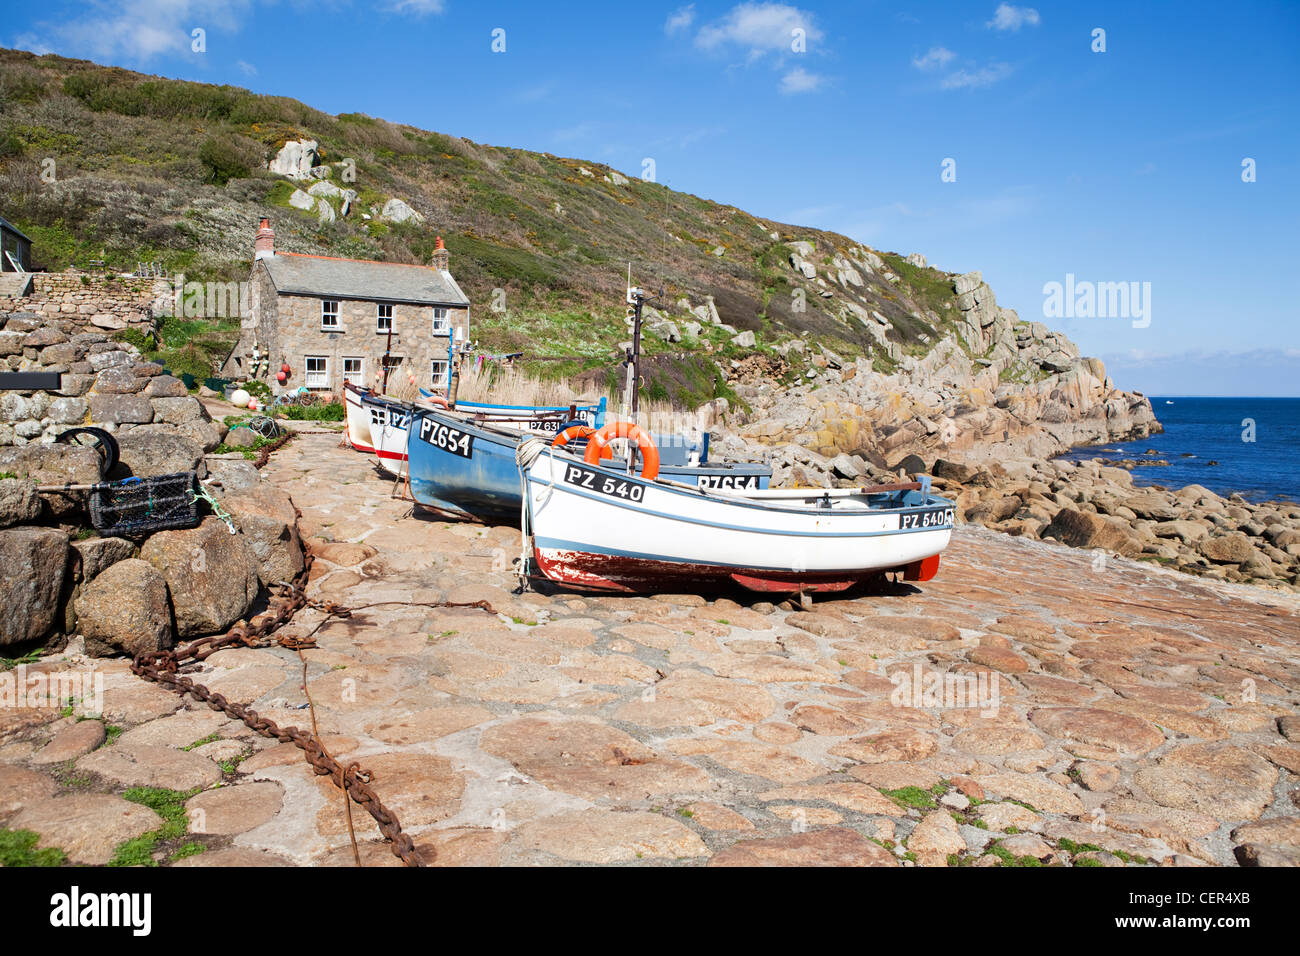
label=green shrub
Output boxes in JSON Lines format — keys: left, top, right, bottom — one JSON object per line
{"left": 112, "top": 327, "right": 154, "bottom": 351}
{"left": 279, "top": 402, "right": 344, "bottom": 421}
{"left": 198, "top": 136, "right": 251, "bottom": 186}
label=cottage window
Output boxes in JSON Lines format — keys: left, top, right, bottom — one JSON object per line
{"left": 321, "top": 300, "right": 340, "bottom": 330}
{"left": 376, "top": 304, "right": 393, "bottom": 333}
{"left": 342, "top": 356, "right": 365, "bottom": 383}
{"left": 431, "top": 308, "right": 449, "bottom": 335}
{"left": 431, "top": 359, "right": 450, "bottom": 389}
{"left": 305, "top": 355, "right": 329, "bottom": 389}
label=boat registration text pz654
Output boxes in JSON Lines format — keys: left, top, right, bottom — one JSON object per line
{"left": 697, "top": 474, "right": 761, "bottom": 490}
{"left": 900, "top": 507, "right": 955, "bottom": 530}
{"left": 417, "top": 418, "right": 474, "bottom": 458}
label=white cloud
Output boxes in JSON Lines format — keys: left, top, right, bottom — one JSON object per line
{"left": 696, "top": 2, "right": 822, "bottom": 53}
{"left": 12, "top": 33, "right": 53, "bottom": 56}
{"left": 390, "top": 0, "right": 447, "bottom": 14}
{"left": 235, "top": 60, "right": 257, "bottom": 76}
{"left": 779, "top": 67, "right": 823, "bottom": 94}
{"left": 987, "top": 4, "right": 1040, "bottom": 31}
{"left": 16, "top": 0, "right": 254, "bottom": 62}
{"left": 912, "top": 46, "right": 955, "bottom": 71}
{"left": 665, "top": 4, "right": 696, "bottom": 35}
{"left": 941, "top": 62, "right": 1013, "bottom": 89}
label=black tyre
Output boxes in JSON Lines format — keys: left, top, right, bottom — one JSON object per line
{"left": 55, "top": 426, "right": 120, "bottom": 479}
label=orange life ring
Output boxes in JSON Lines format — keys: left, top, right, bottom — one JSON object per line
{"left": 424, "top": 395, "right": 450, "bottom": 409}
{"left": 553, "top": 425, "right": 611, "bottom": 459}
{"left": 583, "top": 421, "right": 660, "bottom": 480}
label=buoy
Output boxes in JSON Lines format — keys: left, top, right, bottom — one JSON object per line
{"left": 281, "top": 362, "right": 290, "bottom": 374}
{"left": 248, "top": 397, "right": 260, "bottom": 411}
{"left": 553, "top": 425, "right": 611, "bottom": 459}
{"left": 230, "top": 388, "right": 251, "bottom": 408}
{"left": 276, "top": 371, "right": 287, "bottom": 383}
{"left": 584, "top": 421, "right": 660, "bottom": 480}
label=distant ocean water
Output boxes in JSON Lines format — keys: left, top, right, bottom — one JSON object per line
{"left": 1057, "top": 397, "right": 1300, "bottom": 503}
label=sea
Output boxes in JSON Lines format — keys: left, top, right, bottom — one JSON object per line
{"left": 1056, "top": 397, "right": 1300, "bottom": 503}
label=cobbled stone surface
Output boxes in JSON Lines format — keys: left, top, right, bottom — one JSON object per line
{"left": 1, "top": 432, "right": 1296, "bottom": 866}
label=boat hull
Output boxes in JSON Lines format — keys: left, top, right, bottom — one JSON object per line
{"left": 342, "top": 382, "right": 377, "bottom": 453}
{"left": 372, "top": 401, "right": 412, "bottom": 478}
{"left": 524, "top": 451, "right": 953, "bottom": 593}
{"left": 406, "top": 408, "right": 772, "bottom": 522}
{"left": 360, "top": 388, "right": 607, "bottom": 475}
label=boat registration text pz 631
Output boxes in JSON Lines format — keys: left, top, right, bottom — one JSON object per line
{"left": 900, "top": 507, "right": 955, "bottom": 530}
{"left": 564, "top": 463, "right": 645, "bottom": 501}
{"left": 417, "top": 418, "right": 474, "bottom": 458}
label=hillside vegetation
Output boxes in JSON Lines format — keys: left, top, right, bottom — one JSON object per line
{"left": 0, "top": 48, "right": 998, "bottom": 404}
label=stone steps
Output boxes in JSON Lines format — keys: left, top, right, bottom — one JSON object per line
{"left": 0, "top": 273, "right": 32, "bottom": 298}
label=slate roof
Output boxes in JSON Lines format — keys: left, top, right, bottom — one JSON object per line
{"left": 261, "top": 252, "right": 469, "bottom": 307}
{"left": 0, "top": 215, "right": 32, "bottom": 243}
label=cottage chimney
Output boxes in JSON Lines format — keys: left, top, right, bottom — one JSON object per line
{"left": 254, "top": 218, "right": 275, "bottom": 260}
{"left": 431, "top": 236, "right": 449, "bottom": 272}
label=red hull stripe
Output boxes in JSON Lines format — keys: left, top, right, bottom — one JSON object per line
{"left": 533, "top": 547, "right": 930, "bottom": 594}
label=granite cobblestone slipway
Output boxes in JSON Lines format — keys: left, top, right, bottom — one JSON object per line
{"left": 1, "top": 432, "right": 1295, "bottom": 867}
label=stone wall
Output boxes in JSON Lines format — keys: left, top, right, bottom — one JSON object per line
{"left": 0, "top": 312, "right": 221, "bottom": 449}
{"left": 0, "top": 272, "right": 160, "bottom": 335}
{"left": 0, "top": 309, "right": 304, "bottom": 652}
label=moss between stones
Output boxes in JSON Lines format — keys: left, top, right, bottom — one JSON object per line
{"left": 0, "top": 828, "right": 67, "bottom": 867}
{"left": 108, "top": 786, "right": 201, "bottom": 867}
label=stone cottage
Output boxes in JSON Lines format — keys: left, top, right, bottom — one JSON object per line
{"left": 223, "top": 219, "right": 471, "bottom": 394}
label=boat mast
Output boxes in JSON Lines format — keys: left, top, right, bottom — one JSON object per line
{"left": 381, "top": 324, "right": 394, "bottom": 393}
{"left": 623, "top": 265, "right": 645, "bottom": 475}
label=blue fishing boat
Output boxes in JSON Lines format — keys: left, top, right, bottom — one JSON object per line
{"left": 406, "top": 406, "right": 770, "bottom": 522}
{"left": 418, "top": 388, "right": 606, "bottom": 434}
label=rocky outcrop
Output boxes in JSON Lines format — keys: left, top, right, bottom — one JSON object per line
{"left": 69, "top": 536, "right": 136, "bottom": 584}
{"left": 0, "top": 477, "right": 41, "bottom": 528}
{"left": 705, "top": 257, "right": 1158, "bottom": 481}
{"left": 929, "top": 455, "right": 1300, "bottom": 589}
{"left": 0, "top": 526, "right": 68, "bottom": 646}
{"left": 76, "top": 558, "right": 172, "bottom": 657}
{"left": 267, "top": 139, "right": 320, "bottom": 179}
{"left": 380, "top": 198, "right": 424, "bottom": 225}
{"left": 0, "top": 444, "right": 101, "bottom": 518}
{"left": 140, "top": 517, "right": 261, "bottom": 639}
{"left": 219, "top": 484, "right": 304, "bottom": 587}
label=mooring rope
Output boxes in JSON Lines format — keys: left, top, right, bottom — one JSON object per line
{"left": 514, "top": 436, "right": 552, "bottom": 591}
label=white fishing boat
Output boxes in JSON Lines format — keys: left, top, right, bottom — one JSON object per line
{"left": 372, "top": 400, "right": 414, "bottom": 478}
{"left": 517, "top": 431, "right": 955, "bottom": 594}
{"left": 343, "top": 381, "right": 379, "bottom": 453}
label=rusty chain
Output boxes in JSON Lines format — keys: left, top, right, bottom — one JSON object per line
{"left": 130, "top": 549, "right": 502, "bottom": 868}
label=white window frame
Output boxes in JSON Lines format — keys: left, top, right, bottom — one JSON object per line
{"left": 431, "top": 307, "right": 450, "bottom": 335}
{"left": 342, "top": 356, "right": 365, "bottom": 384}
{"left": 376, "top": 303, "right": 393, "bottom": 334}
{"left": 321, "top": 299, "right": 340, "bottom": 331}
{"left": 305, "top": 355, "right": 329, "bottom": 390}
{"left": 431, "top": 359, "right": 450, "bottom": 390}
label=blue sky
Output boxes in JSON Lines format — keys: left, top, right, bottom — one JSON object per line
{"left": 8, "top": 0, "right": 1299, "bottom": 394}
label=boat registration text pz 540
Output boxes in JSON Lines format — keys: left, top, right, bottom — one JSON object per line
{"left": 900, "top": 507, "right": 955, "bottom": 530}
{"left": 417, "top": 418, "right": 474, "bottom": 458}
{"left": 564, "top": 463, "right": 645, "bottom": 501}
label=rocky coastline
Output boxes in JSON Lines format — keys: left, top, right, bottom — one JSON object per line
{"left": 700, "top": 302, "right": 1295, "bottom": 591}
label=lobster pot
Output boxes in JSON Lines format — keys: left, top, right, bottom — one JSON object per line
{"left": 89, "top": 471, "right": 201, "bottom": 537}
